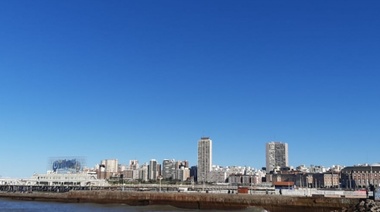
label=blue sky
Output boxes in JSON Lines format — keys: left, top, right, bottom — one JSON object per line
{"left": 1, "top": 1, "right": 379, "bottom": 178}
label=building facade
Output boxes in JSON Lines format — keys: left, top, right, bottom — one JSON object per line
{"left": 162, "top": 159, "right": 175, "bottom": 180}
{"left": 99, "top": 159, "right": 119, "bottom": 179}
{"left": 266, "top": 142, "right": 288, "bottom": 172}
{"left": 129, "top": 160, "right": 139, "bottom": 170}
{"left": 148, "top": 159, "right": 158, "bottom": 181}
{"left": 197, "top": 137, "right": 212, "bottom": 183}
{"left": 341, "top": 165, "right": 380, "bottom": 189}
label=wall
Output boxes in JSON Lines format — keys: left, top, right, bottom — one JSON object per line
{"left": 0, "top": 191, "right": 361, "bottom": 212}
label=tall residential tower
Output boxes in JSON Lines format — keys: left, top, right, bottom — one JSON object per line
{"left": 266, "top": 142, "right": 288, "bottom": 172}
{"left": 197, "top": 137, "right": 212, "bottom": 183}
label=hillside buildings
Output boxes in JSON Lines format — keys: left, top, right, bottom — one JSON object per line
{"left": 266, "top": 142, "right": 288, "bottom": 172}
{"left": 197, "top": 137, "right": 212, "bottom": 183}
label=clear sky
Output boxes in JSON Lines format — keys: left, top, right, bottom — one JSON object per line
{"left": 1, "top": 1, "right": 379, "bottom": 178}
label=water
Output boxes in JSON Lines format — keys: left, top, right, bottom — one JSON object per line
{"left": 0, "top": 198, "right": 266, "bottom": 212}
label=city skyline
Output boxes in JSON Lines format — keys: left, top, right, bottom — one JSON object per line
{"left": 1, "top": 1, "right": 380, "bottom": 178}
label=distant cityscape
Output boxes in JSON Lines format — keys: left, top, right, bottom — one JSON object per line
{"left": 24, "top": 137, "right": 379, "bottom": 191}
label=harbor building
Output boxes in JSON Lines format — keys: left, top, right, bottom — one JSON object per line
{"left": 341, "top": 164, "right": 380, "bottom": 189}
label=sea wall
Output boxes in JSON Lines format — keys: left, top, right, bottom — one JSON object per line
{"left": 0, "top": 191, "right": 361, "bottom": 211}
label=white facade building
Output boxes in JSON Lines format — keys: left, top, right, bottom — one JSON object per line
{"left": 148, "top": 159, "right": 158, "bottom": 181}
{"left": 31, "top": 171, "right": 108, "bottom": 187}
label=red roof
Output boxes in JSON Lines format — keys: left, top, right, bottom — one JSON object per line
{"left": 273, "top": 181, "right": 294, "bottom": 186}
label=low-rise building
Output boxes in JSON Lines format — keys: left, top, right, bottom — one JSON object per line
{"left": 341, "top": 164, "right": 380, "bottom": 189}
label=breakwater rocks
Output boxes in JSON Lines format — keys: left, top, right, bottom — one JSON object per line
{"left": 341, "top": 199, "right": 380, "bottom": 212}
{"left": 0, "top": 191, "right": 361, "bottom": 212}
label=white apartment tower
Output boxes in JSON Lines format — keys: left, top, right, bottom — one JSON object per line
{"left": 197, "top": 137, "right": 212, "bottom": 183}
{"left": 266, "top": 142, "right": 288, "bottom": 172}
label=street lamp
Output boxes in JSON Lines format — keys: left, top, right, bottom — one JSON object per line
{"left": 158, "top": 175, "right": 163, "bottom": 192}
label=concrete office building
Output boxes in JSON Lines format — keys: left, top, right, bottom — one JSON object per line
{"left": 197, "top": 137, "right": 212, "bottom": 183}
{"left": 266, "top": 142, "right": 288, "bottom": 172}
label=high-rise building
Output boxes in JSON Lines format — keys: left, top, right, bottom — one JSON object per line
{"left": 129, "top": 160, "right": 139, "bottom": 170}
{"left": 139, "top": 163, "right": 148, "bottom": 182}
{"left": 148, "top": 159, "right": 158, "bottom": 180}
{"left": 100, "top": 159, "right": 119, "bottom": 173}
{"left": 197, "top": 137, "right": 212, "bottom": 183}
{"left": 266, "top": 142, "right": 288, "bottom": 172}
{"left": 162, "top": 159, "right": 175, "bottom": 180}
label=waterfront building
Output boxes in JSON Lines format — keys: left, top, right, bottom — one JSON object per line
{"left": 197, "top": 137, "right": 212, "bottom": 183}
{"left": 266, "top": 167, "right": 342, "bottom": 188}
{"left": 266, "top": 142, "right": 288, "bottom": 172}
{"left": 31, "top": 171, "right": 108, "bottom": 187}
{"left": 267, "top": 171, "right": 304, "bottom": 188}
{"left": 341, "top": 164, "right": 380, "bottom": 189}
{"left": 316, "top": 173, "right": 340, "bottom": 188}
